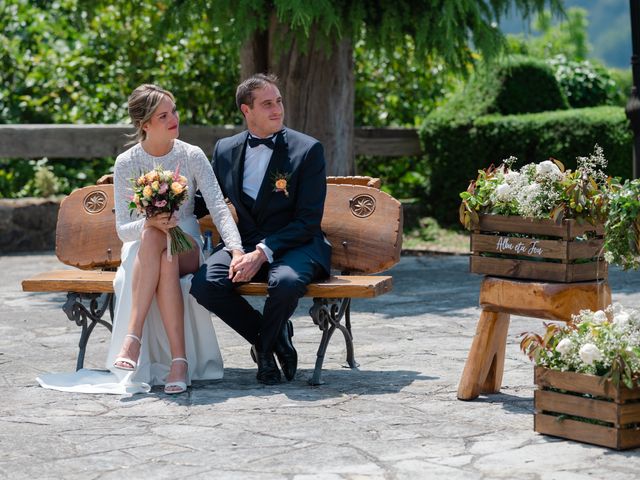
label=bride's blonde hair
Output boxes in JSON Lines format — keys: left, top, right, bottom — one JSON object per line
{"left": 126, "top": 84, "right": 175, "bottom": 145}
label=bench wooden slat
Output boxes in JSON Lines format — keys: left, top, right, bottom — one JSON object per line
{"left": 237, "top": 275, "right": 393, "bottom": 298}
{"left": 22, "top": 270, "right": 117, "bottom": 293}
{"left": 22, "top": 270, "right": 393, "bottom": 299}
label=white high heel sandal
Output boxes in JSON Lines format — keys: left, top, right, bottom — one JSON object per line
{"left": 113, "top": 334, "right": 142, "bottom": 371}
{"left": 164, "top": 357, "right": 188, "bottom": 394}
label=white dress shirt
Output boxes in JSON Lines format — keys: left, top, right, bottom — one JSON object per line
{"left": 243, "top": 141, "right": 272, "bottom": 200}
{"left": 243, "top": 136, "right": 276, "bottom": 262}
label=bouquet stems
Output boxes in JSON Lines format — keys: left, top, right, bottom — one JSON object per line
{"left": 169, "top": 226, "right": 194, "bottom": 255}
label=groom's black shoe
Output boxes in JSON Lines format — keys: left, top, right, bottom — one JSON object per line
{"left": 274, "top": 320, "right": 297, "bottom": 381}
{"left": 255, "top": 350, "right": 281, "bottom": 385}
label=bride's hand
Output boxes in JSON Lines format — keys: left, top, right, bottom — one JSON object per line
{"left": 228, "top": 249, "right": 244, "bottom": 279}
{"left": 145, "top": 212, "right": 178, "bottom": 233}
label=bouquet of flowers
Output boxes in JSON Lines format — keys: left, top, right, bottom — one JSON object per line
{"left": 459, "top": 145, "right": 609, "bottom": 230}
{"left": 130, "top": 165, "right": 192, "bottom": 258}
{"left": 520, "top": 304, "right": 640, "bottom": 388}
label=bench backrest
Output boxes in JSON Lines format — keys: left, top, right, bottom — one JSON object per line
{"left": 56, "top": 184, "right": 121, "bottom": 270}
{"left": 56, "top": 177, "right": 403, "bottom": 274}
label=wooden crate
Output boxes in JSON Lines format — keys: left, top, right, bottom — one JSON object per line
{"left": 534, "top": 367, "right": 640, "bottom": 450}
{"left": 470, "top": 214, "right": 607, "bottom": 282}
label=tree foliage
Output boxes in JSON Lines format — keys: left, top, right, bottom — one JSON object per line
{"left": 1, "top": 0, "right": 241, "bottom": 125}
{"left": 354, "top": 36, "right": 462, "bottom": 127}
{"left": 160, "top": 0, "right": 563, "bottom": 72}
{"left": 0, "top": 0, "right": 241, "bottom": 197}
{"left": 1, "top": 0, "right": 565, "bottom": 198}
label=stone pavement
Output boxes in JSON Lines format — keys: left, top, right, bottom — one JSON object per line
{"left": 2, "top": 252, "right": 640, "bottom": 480}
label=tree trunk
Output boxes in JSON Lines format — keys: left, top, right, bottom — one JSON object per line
{"left": 240, "top": 16, "right": 354, "bottom": 175}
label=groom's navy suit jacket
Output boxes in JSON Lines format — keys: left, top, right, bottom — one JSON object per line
{"left": 196, "top": 127, "right": 331, "bottom": 275}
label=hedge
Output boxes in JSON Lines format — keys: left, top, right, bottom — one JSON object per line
{"left": 420, "top": 106, "right": 633, "bottom": 226}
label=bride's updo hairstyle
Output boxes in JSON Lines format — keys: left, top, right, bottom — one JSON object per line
{"left": 127, "top": 84, "right": 175, "bottom": 144}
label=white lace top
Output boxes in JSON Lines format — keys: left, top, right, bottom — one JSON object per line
{"left": 113, "top": 139, "right": 242, "bottom": 251}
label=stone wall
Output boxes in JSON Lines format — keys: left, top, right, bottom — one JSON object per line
{"left": 0, "top": 198, "right": 60, "bottom": 253}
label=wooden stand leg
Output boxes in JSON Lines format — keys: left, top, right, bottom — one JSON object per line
{"left": 457, "top": 310, "right": 510, "bottom": 401}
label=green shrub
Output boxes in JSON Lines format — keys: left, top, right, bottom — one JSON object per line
{"left": 547, "top": 54, "right": 621, "bottom": 108}
{"left": 356, "top": 155, "right": 429, "bottom": 200}
{"left": 494, "top": 56, "right": 569, "bottom": 115}
{"left": 421, "top": 106, "right": 632, "bottom": 225}
{"left": 0, "top": 157, "right": 114, "bottom": 198}
{"left": 430, "top": 55, "right": 568, "bottom": 126}
{"left": 609, "top": 68, "right": 633, "bottom": 107}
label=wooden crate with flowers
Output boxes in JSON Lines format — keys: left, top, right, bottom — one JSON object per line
{"left": 460, "top": 149, "right": 609, "bottom": 282}
{"left": 521, "top": 306, "right": 640, "bottom": 450}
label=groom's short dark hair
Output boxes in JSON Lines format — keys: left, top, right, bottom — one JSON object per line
{"left": 236, "top": 73, "right": 279, "bottom": 111}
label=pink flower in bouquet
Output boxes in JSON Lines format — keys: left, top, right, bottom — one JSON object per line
{"left": 154, "top": 199, "right": 167, "bottom": 208}
{"left": 158, "top": 182, "right": 168, "bottom": 194}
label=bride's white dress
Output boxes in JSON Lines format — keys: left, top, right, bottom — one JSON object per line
{"left": 37, "top": 140, "right": 243, "bottom": 394}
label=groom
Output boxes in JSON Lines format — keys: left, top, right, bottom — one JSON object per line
{"left": 190, "top": 73, "right": 331, "bottom": 385}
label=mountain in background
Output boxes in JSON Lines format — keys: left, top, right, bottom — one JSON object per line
{"left": 501, "top": 0, "right": 631, "bottom": 69}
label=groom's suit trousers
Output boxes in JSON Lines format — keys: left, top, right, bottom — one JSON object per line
{"left": 190, "top": 246, "right": 324, "bottom": 352}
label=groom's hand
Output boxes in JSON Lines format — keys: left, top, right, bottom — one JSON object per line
{"left": 230, "top": 248, "right": 267, "bottom": 283}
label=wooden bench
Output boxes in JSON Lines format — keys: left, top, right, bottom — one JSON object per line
{"left": 22, "top": 176, "right": 403, "bottom": 385}
{"left": 457, "top": 276, "right": 611, "bottom": 400}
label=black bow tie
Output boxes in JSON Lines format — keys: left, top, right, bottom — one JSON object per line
{"left": 248, "top": 135, "right": 275, "bottom": 149}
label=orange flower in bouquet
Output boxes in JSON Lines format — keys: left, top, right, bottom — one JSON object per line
{"left": 129, "top": 165, "right": 192, "bottom": 257}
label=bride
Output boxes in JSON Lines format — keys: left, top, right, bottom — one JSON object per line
{"left": 37, "top": 84, "right": 244, "bottom": 394}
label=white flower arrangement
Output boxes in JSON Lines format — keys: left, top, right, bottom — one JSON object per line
{"left": 521, "top": 304, "right": 640, "bottom": 388}
{"left": 459, "top": 146, "right": 608, "bottom": 230}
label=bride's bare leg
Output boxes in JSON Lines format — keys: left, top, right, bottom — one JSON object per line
{"left": 114, "top": 227, "right": 166, "bottom": 368}
{"left": 156, "top": 237, "right": 200, "bottom": 389}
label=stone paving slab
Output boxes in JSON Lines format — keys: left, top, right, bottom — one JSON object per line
{"left": 2, "top": 252, "right": 640, "bottom": 479}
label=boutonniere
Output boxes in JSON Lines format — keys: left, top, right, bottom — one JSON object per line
{"left": 271, "top": 171, "right": 291, "bottom": 197}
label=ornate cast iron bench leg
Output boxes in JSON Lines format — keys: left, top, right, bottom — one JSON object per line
{"left": 308, "top": 297, "right": 359, "bottom": 385}
{"left": 62, "top": 292, "right": 114, "bottom": 371}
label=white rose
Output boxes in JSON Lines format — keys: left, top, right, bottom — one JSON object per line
{"left": 579, "top": 343, "right": 603, "bottom": 366}
{"left": 593, "top": 310, "right": 608, "bottom": 323}
{"left": 536, "top": 160, "right": 561, "bottom": 175}
{"left": 613, "top": 311, "right": 630, "bottom": 327}
{"left": 494, "top": 183, "right": 512, "bottom": 202}
{"left": 556, "top": 338, "right": 572, "bottom": 356}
